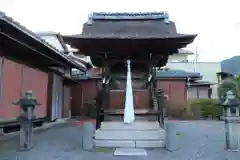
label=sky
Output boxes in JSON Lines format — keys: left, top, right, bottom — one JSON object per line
{"left": 1, "top": 0, "right": 240, "bottom": 62}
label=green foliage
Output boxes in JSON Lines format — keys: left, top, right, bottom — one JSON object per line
{"left": 165, "top": 101, "right": 188, "bottom": 118}
{"left": 234, "top": 73, "right": 240, "bottom": 82}
{"left": 189, "top": 99, "right": 222, "bottom": 119}
{"left": 217, "top": 78, "right": 240, "bottom": 103}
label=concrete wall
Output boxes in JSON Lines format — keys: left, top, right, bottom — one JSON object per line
{"left": 168, "top": 54, "right": 189, "bottom": 62}
{"left": 165, "top": 62, "right": 221, "bottom": 98}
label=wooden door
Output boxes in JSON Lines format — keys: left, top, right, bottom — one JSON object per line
{"left": 109, "top": 89, "right": 150, "bottom": 109}
{"left": 133, "top": 89, "right": 150, "bottom": 109}
{"left": 63, "top": 85, "right": 71, "bottom": 118}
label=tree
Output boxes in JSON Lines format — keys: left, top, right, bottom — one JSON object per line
{"left": 234, "top": 73, "right": 240, "bottom": 82}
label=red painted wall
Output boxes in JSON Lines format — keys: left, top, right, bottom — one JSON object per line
{"left": 0, "top": 58, "right": 48, "bottom": 120}
{"left": 22, "top": 66, "right": 48, "bottom": 118}
{"left": 0, "top": 58, "right": 21, "bottom": 119}
{"left": 71, "top": 79, "right": 99, "bottom": 116}
{"left": 156, "top": 79, "right": 186, "bottom": 105}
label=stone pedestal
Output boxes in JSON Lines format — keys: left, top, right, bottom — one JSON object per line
{"left": 82, "top": 122, "right": 95, "bottom": 150}
{"left": 165, "top": 121, "right": 181, "bottom": 151}
{"left": 13, "top": 91, "right": 40, "bottom": 151}
{"left": 224, "top": 108, "right": 240, "bottom": 150}
{"left": 19, "top": 119, "right": 34, "bottom": 151}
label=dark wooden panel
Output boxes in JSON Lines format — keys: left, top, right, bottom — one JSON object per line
{"left": 110, "top": 90, "right": 124, "bottom": 109}
{"left": 134, "top": 89, "right": 150, "bottom": 109}
{"left": 70, "top": 83, "right": 82, "bottom": 117}
{"left": 109, "top": 89, "right": 150, "bottom": 109}
{"left": 63, "top": 85, "right": 71, "bottom": 118}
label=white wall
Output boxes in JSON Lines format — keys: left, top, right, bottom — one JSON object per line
{"left": 168, "top": 54, "right": 189, "bottom": 62}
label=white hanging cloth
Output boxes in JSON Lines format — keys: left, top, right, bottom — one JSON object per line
{"left": 123, "top": 60, "right": 135, "bottom": 123}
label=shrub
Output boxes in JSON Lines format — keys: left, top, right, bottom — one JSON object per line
{"left": 189, "top": 99, "right": 222, "bottom": 119}
{"left": 165, "top": 101, "right": 190, "bottom": 119}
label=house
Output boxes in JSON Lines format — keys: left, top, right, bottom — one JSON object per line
{"left": 165, "top": 62, "right": 221, "bottom": 99}
{"left": 168, "top": 49, "right": 194, "bottom": 62}
{"left": 156, "top": 69, "right": 212, "bottom": 102}
{"left": 163, "top": 48, "right": 220, "bottom": 99}
{"left": 217, "top": 72, "right": 234, "bottom": 82}
{"left": 0, "top": 12, "right": 87, "bottom": 129}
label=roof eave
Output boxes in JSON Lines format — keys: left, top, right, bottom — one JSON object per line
{"left": 156, "top": 76, "right": 201, "bottom": 80}
{"left": 0, "top": 12, "right": 86, "bottom": 72}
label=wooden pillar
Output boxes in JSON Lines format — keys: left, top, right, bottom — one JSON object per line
{"left": 95, "top": 79, "right": 102, "bottom": 129}
{"left": 148, "top": 61, "right": 154, "bottom": 109}
{"left": 105, "top": 64, "right": 110, "bottom": 109}
{"left": 96, "top": 60, "right": 111, "bottom": 129}
{"left": 101, "top": 63, "right": 110, "bottom": 109}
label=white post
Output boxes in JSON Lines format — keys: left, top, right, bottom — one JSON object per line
{"left": 123, "top": 60, "right": 135, "bottom": 124}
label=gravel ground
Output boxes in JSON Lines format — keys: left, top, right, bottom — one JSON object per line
{"left": 0, "top": 120, "right": 240, "bottom": 160}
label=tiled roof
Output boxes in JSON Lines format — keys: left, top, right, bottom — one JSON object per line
{"left": 0, "top": 11, "right": 86, "bottom": 71}
{"left": 76, "top": 11, "right": 196, "bottom": 39}
{"left": 190, "top": 81, "right": 215, "bottom": 86}
{"left": 156, "top": 70, "right": 201, "bottom": 78}
{"left": 89, "top": 12, "right": 169, "bottom": 21}
{"left": 0, "top": 12, "right": 60, "bottom": 55}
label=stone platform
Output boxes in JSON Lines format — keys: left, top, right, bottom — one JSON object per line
{"left": 94, "top": 121, "right": 165, "bottom": 148}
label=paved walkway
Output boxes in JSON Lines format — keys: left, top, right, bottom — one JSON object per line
{"left": 0, "top": 120, "right": 240, "bottom": 160}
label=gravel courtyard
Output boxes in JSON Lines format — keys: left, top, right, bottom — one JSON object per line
{"left": 0, "top": 120, "right": 239, "bottom": 160}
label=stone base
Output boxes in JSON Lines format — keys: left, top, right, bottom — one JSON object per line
{"left": 94, "top": 139, "right": 165, "bottom": 148}
{"left": 114, "top": 148, "right": 147, "bottom": 156}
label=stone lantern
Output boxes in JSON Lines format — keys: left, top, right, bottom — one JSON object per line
{"left": 13, "top": 91, "right": 40, "bottom": 151}
{"left": 221, "top": 90, "right": 240, "bottom": 150}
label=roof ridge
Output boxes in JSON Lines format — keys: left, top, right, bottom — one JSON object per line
{"left": 88, "top": 12, "right": 169, "bottom": 23}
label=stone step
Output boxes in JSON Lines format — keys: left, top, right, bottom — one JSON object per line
{"left": 94, "top": 129, "right": 165, "bottom": 140}
{"left": 136, "top": 140, "right": 165, "bottom": 148}
{"left": 114, "top": 148, "right": 147, "bottom": 156}
{"left": 104, "top": 116, "right": 158, "bottom": 121}
{"left": 94, "top": 139, "right": 165, "bottom": 148}
{"left": 94, "top": 140, "right": 135, "bottom": 148}
{"left": 100, "top": 121, "right": 160, "bottom": 130}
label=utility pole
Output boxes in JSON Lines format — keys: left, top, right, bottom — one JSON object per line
{"left": 194, "top": 45, "right": 198, "bottom": 72}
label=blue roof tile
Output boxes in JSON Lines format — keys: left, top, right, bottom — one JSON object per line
{"left": 156, "top": 70, "right": 201, "bottom": 78}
